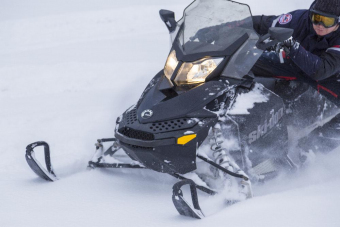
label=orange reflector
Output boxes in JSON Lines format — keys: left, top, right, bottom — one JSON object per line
{"left": 177, "top": 134, "right": 197, "bottom": 145}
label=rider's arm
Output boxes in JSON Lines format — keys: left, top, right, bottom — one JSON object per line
{"left": 252, "top": 15, "right": 279, "bottom": 35}
{"left": 289, "top": 45, "right": 340, "bottom": 80}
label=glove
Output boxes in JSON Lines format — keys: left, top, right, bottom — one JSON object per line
{"left": 266, "top": 37, "right": 298, "bottom": 53}
{"left": 266, "top": 43, "right": 283, "bottom": 53}
{"left": 266, "top": 37, "right": 299, "bottom": 63}
{"left": 281, "top": 37, "right": 298, "bottom": 55}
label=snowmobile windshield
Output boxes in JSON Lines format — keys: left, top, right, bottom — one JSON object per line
{"left": 177, "top": 0, "right": 254, "bottom": 55}
{"left": 173, "top": 0, "right": 262, "bottom": 80}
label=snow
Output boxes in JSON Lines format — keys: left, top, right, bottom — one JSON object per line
{"left": 184, "top": 131, "right": 195, "bottom": 135}
{"left": 228, "top": 83, "right": 269, "bottom": 114}
{"left": 1, "top": 0, "right": 340, "bottom": 226}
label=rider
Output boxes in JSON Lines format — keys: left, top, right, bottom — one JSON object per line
{"left": 251, "top": 0, "right": 340, "bottom": 158}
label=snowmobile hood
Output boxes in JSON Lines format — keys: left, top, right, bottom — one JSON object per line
{"left": 137, "top": 79, "right": 230, "bottom": 124}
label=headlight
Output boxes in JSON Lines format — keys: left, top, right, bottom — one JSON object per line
{"left": 174, "top": 58, "right": 223, "bottom": 86}
{"left": 164, "top": 50, "right": 179, "bottom": 80}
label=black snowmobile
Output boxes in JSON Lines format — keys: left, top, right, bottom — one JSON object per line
{"left": 25, "top": 0, "right": 339, "bottom": 219}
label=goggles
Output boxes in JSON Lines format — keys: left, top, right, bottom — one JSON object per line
{"left": 310, "top": 9, "right": 340, "bottom": 28}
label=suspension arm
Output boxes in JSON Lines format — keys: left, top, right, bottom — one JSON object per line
{"left": 197, "top": 154, "right": 249, "bottom": 181}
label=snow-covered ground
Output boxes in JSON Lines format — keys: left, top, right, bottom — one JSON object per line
{"left": 1, "top": 0, "right": 340, "bottom": 226}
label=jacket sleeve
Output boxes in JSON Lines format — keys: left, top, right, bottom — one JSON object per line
{"left": 252, "top": 15, "right": 280, "bottom": 35}
{"left": 289, "top": 43, "right": 340, "bottom": 80}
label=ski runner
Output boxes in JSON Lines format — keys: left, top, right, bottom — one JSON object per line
{"left": 251, "top": 0, "right": 340, "bottom": 159}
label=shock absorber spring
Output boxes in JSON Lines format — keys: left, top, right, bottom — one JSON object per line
{"left": 210, "top": 123, "right": 234, "bottom": 172}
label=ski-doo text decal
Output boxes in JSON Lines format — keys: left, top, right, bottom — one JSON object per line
{"left": 248, "top": 108, "right": 284, "bottom": 144}
{"left": 278, "top": 14, "right": 292, "bottom": 24}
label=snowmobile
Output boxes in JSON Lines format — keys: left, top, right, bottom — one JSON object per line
{"left": 25, "top": 0, "right": 339, "bottom": 219}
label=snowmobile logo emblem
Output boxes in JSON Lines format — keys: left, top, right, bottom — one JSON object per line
{"left": 141, "top": 109, "right": 153, "bottom": 119}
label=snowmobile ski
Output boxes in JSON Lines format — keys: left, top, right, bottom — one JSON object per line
{"left": 171, "top": 154, "right": 252, "bottom": 219}
{"left": 172, "top": 179, "right": 206, "bottom": 219}
{"left": 25, "top": 141, "right": 58, "bottom": 181}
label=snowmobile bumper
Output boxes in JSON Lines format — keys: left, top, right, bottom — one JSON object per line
{"left": 115, "top": 130, "right": 199, "bottom": 174}
{"left": 115, "top": 115, "right": 217, "bottom": 175}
